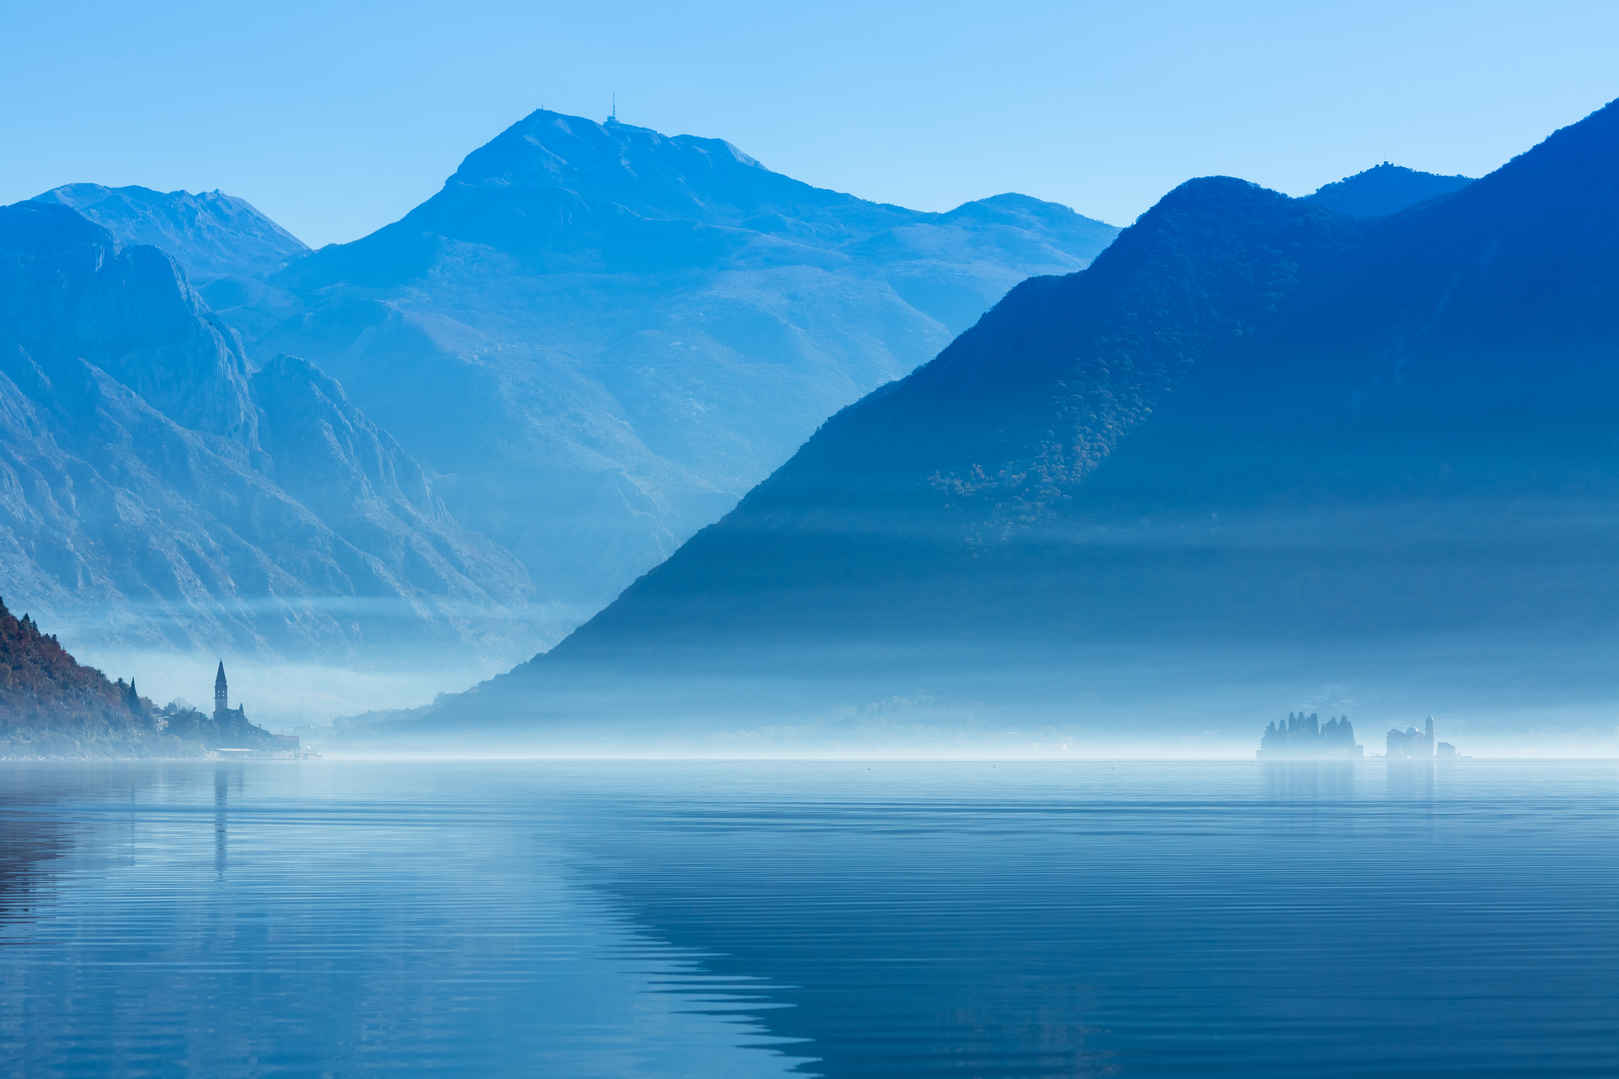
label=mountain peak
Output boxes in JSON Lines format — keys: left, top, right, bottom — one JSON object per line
{"left": 449, "top": 108, "right": 768, "bottom": 196}
{"left": 32, "top": 183, "right": 306, "bottom": 280}
{"left": 941, "top": 192, "right": 1111, "bottom": 232}
{"left": 370, "top": 107, "right": 926, "bottom": 270}
{"left": 263, "top": 104, "right": 1118, "bottom": 635}
{"left": 1128, "top": 176, "right": 1301, "bottom": 234}
{"left": 1304, "top": 162, "right": 1473, "bottom": 218}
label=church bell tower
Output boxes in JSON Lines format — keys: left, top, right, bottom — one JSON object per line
{"left": 215, "top": 661, "right": 228, "bottom": 719}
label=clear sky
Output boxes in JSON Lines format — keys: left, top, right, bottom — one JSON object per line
{"left": 4, "top": 0, "right": 1615, "bottom": 247}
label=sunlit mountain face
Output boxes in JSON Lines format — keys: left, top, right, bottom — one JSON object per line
{"left": 376, "top": 99, "right": 1619, "bottom": 755}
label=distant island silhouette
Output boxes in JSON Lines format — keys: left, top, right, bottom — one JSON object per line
{"left": 1258, "top": 712, "right": 1461, "bottom": 760}
{"left": 1258, "top": 713, "right": 1363, "bottom": 759}
{"left": 1385, "top": 717, "right": 1458, "bottom": 760}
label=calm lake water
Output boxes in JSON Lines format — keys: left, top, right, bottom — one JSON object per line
{"left": 1, "top": 760, "right": 1616, "bottom": 1077}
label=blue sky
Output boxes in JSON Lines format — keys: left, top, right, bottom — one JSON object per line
{"left": 4, "top": 1, "right": 1615, "bottom": 246}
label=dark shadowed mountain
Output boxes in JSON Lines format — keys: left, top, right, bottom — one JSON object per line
{"left": 372, "top": 98, "right": 1619, "bottom": 751}
{"left": 0, "top": 595, "right": 175, "bottom": 755}
{"left": 1303, "top": 162, "right": 1472, "bottom": 217}
{"left": 241, "top": 110, "right": 1119, "bottom": 619}
{"left": 32, "top": 183, "right": 307, "bottom": 281}
{"left": 0, "top": 202, "right": 529, "bottom": 660}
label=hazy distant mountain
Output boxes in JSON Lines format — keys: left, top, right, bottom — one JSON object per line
{"left": 0, "top": 202, "right": 529, "bottom": 659}
{"left": 32, "top": 183, "right": 307, "bottom": 281}
{"left": 243, "top": 110, "right": 1119, "bottom": 620}
{"left": 1303, "top": 162, "right": 1472, "bottom": 217}
{"left": 378, "top": 98, "right": 1619, "bottom": 750}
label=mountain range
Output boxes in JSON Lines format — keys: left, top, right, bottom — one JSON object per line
{"left": 34, "top": 183, "right": 308, "bottom": 282}
{"left": 0, "top": 202, "right": 529, "bottom": 658}
{"left": 245, "top": 111, "right": 1119, "bottom": 611}
{"left": 366, "top": 99, "right": 1619, "bottom": 752}
{"left": 6, "top": 111, "right": 1119, "bottom": 674}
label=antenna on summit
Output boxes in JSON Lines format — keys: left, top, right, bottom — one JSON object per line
{"left": 607, "top": 92, "right": 617, "bottom": 125}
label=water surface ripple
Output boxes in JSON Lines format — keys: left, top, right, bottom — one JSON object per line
{"left": 1, "top": 760, "right": 1615, "bottom": 1077}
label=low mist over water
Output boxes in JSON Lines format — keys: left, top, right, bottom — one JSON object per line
{"left": 72, "top": 647, "right": 529, "bottom": 732}
{"left": 4, "top": 759, "right": 1616, "bottom": 1077}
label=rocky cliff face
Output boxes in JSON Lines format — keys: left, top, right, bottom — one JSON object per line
{"left": 33, "top": 183, "right": 307, "bottom": 281}
{"left": 0, "top": 202, "right": 530, "bottom": 660}
{"left": 2, "top": 211, "right": 261, "bottom": 442}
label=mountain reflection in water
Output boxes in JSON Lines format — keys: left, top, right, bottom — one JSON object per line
{"left": 1, "top": 759, "right": 1616, "bottom": 1077}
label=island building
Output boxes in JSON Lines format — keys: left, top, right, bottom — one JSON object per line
{"left": 1257, "top": 712, "right": 1363, "bottom": 759}
{"left": 210, "top": 661, "right": 299, "bottom": 755}
{"left": 214, "top": 660, "right": 250, "bottom": 726}
{"left": 1386, "top": 716, "right": 1458, "bottom": 759}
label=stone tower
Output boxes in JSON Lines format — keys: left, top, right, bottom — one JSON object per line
{"left": 214, "top": 661, "right": 228, "bottom": 719}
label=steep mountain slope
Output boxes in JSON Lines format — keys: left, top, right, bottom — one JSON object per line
{"left": 33, "top": 183, "right": 307, "bottom": 281}
{"left": 386, "top": 98, "right": 1619, "bottom": 749}
{"left": 246, "top": 110, "right": 1119, "bottom": 614}
{"left": 0, "top": 202, "right": 529, "bottom": 659}
{"left": 0, "top": 596, "right": 170, "bottom": 755}
{"left": 1303, "top": 163, "right": 1472, "bottom": 217}
{"left": 0, "top": 597, "right": 289, "bottom": 756}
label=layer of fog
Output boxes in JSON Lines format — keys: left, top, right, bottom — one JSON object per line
{"left": 74, "top": 646, "right": 519, "bottom": 732}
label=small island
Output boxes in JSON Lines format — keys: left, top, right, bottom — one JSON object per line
{"left": 1257, "top": 712, "right": 1364, "bottom": 759}
{"left": 1385, "top": 717, "right": 1459, "bottom": 759}
{"left": 1258, "top": 712, "right": 1461, "bottom": 760}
